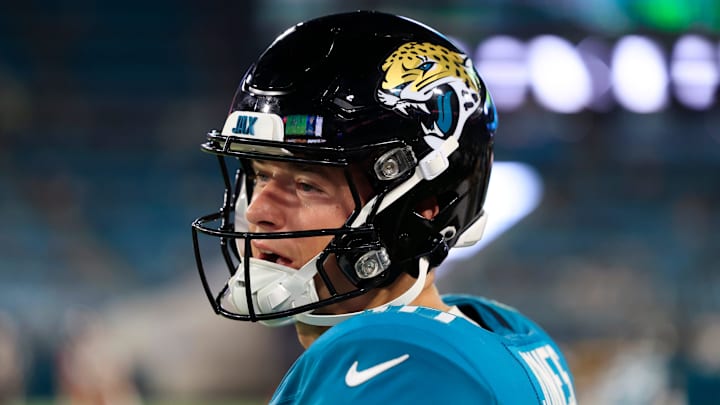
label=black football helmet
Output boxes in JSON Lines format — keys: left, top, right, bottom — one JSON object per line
{"left": 192, "top": 11, "right": 497, "bottom": 326}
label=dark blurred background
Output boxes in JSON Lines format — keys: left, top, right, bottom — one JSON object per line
{"left": 1, "top": 0, "right": 719, "bottom": 404}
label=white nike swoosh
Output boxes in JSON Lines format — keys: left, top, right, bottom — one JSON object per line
{"left": 344, "top": 353, "right": 410, "bottom": 387}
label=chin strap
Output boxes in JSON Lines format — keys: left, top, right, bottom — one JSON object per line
{"left": 293, "top": 257, "right": 430, "bottom": 327}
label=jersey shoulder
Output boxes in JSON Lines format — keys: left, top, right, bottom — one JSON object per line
{"left": 442, "top": 293, "right": 549, "bottom": 338}
{"left": 270, "top": 295, "right": 574, "bottom": 404}
{"left": 443, "top": 294, "right": 577, "bottom": 404}
{"left": 271, "top": 304, "right": 499, "bottom": 404}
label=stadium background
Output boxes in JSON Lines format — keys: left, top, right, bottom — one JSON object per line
{"left": 0, "top": 0, "right": 718, "bottom": 403}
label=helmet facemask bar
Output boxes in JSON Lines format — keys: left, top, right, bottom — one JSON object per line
{"left": 192, "top": 155, "right": 244, "bottom": 316}
{"left": 192, "top": 150, "right": 393, "bottom": 325}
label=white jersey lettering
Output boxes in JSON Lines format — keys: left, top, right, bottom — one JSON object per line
{"left": 519, "top": 344, "right": 576, "bottom": 405}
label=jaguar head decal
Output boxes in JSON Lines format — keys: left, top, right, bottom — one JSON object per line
{"left": 377, "top": 42, "right": 482, "bottom": 145}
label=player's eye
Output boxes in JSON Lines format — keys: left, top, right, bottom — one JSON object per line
{"left": 252, "top": 171, "right": 271, "bottom": 185}
{"left": 297, "top": 181, "right": 321, "bottom": 193}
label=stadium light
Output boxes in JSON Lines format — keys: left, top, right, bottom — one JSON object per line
{"left": 474, "top": 35, "right": 529, "bottom": 111}
{"left": 671, "top": 34, "right": 718, "bottom": 110}
{"left": 528, "top": 35, "right": 593, "bottom": 113}
{"left": 472, "top": 33, "right": 718, "bottom": 113}
{"left": 611, "top": 36, "right": 669, "bottom": 113}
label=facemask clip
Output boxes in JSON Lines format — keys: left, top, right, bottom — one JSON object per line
{"left": 354, "top": 249, "right": 391, "bottom": 279}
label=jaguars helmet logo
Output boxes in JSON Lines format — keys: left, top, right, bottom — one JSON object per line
{"left": 377, "top": 42, "right": 482, "bottom": 146}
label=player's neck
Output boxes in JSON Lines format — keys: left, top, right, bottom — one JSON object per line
{"left": 294, "top": 270, "right": 449, "bottom": 349}
{"left": 410, "top": 281, "right": 452, "bottom": 312}
{"left": 295, "top": 322, "right": 329, "bottom": 349}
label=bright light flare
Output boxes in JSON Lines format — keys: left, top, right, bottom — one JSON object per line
{"left": 475, "top": 36, "right": 529, "bottom": 111}
{"left": 611, "top": 36, "right": 669, "bottom": 113}
{"left": 527, "top": 35, "right": 593, "bottom": 113}
{"left": 671, "top": 34, "right": 718, "bottom": 110}
{"left": 443, "top": 161, "right": 543, "bottom": 266}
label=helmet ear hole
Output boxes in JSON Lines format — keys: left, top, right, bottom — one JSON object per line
{"left": 414, "top": 196, "right": 440, "bottom": 220}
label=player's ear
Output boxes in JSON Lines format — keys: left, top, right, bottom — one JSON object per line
{"left": 415, "top": 196, "right": 439, "bottom": 220}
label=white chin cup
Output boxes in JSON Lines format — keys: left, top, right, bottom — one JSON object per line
{"left": 220, "top": 257, "right": 320, "bottom": 327}
{"left": 294, "top": 257, "right": 431, "bottom": 327}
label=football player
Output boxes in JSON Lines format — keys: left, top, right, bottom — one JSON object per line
{"left": 192, "top": 11, "right": 576, "bottom": 404}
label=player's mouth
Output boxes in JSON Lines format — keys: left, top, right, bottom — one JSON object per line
{"left": 254, "top": 246, "right": 294, "bottom": 268}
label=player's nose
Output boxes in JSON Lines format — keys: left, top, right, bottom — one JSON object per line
{"left": 245, "top": 181, "right": 288, "bottom": 230}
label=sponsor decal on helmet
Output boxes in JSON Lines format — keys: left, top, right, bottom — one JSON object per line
{"left": 222, "top": 111, "right": 285, "bottom": 141}
{"left": 221, "top": 112, "right": 327, "bottom": 145}
{"left": 284, "top": 114, "right": 325, "bottom": 143}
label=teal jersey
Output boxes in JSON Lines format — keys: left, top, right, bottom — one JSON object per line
{"left": 270, "top": 294, "right": 576, "bottom": 404}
